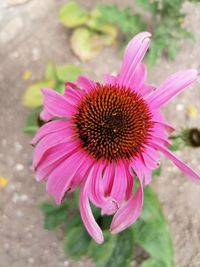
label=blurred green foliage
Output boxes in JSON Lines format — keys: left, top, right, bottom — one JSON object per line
{"left": 23, "top": 61, "right": 83, "bottom": 136}
{"left": 91, "top": 4, "right": 146, "bottom": 44}
{"left": 40, "top": 185, "right": 176, "bottom": 267}
{"left": 59, "top": 1, "right": 118, "bottom": 61}
{"left": 135, "top": 0, "right": 194, "bottom": 66}
{"left": 59, "top": 0, "right": 200, "bottom": 65}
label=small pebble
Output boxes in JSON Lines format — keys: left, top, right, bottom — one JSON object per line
{"left": 16, "top": 210, "right": 24, "bottom": 218}
{"left": 28, "top": 257, "right": 34, "bottom": 264}
{"left": 14, "top": 142, "right": 23, "bottom": 152}
{"left": 32, "top": 48, "right": 40, "bottom": 61}
{"left": 4, "top": 243, "right": 10, "bottom": 251}
{"left": 176, "top": 104, "right": 184, "bottom": 111}
{"left": 21, "top": 194, "right": 28, "bottom": 201}
{"left": 2, "top": 139, "right": 7, "bottom": 146}
{"left": 10, "top": 51, "right": 19, "bottom": 59}
{"left": 12, "top": 192, "right": 20, "bottom": 203}
{"left": 27, "top": 232, "right": 33, "bottom": 238}
{"left": 15, "top": 164, "right": 24, "bottom": 171}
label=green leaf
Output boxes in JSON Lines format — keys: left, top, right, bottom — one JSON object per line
{"left": 56, "top": 64, "right": 83, "bottom": 83}
{"left": 40, "top": 201, "right": 69, "bottom": 230}
{"left": 54, "top": 81, "right": 65, "bottom": 94}
{"left": 141, "top": 258, "right": 167, "bottom": 267}
{"left": 169, "top": 142, "right": 180, "bottom": 151}
{"left": 64, "top": 225, "right": 91, "bottom": 259}
{"left": 23, "top": 125, "right": 38, "bottom": 136}
{"left": 22, "top": 80, "right": 55, "bottom": 108}
{"left": 86, "top": 7, "right": 117, "bottom": 45}
{"left": 96, "top": 5, "right": 146, "bottom": 37}
{"left": 104, "top": 229, "right": 133, "bottom": 267}
{"left": 169, "top": 136, "right": 183, "bottom": 151}
{"left": 70, "top": 27, "right": 103, "bottom": 61}
{"left": 88, "top": 231, "right": 117, "bottom": 267}
{"left": 23, "top": 106, "right": 42, "bottom": 136}
{"left": 135, "top": 0, "right": 158, "bottom": 15}
{"left": 44, "top": 60, "right": 57, "bottom": 80}
{"left": 89, "top": 229, "right": 133, "bottom": 267}
{"left": 133, "top": 187, "right": 174, "bottom": 267}
{"left": 59, "top": 1, "right": 88, "bottom": 28}
{"left": 153, "top": 166, "right": 161, "bottom": 177}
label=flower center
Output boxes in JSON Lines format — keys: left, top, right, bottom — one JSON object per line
{"left": 74, "top": 84, "right": 153, "bottom": 161}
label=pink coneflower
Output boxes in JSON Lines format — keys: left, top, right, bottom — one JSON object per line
{"left": 31, "top": 32, "right": 200, "bottom": 244}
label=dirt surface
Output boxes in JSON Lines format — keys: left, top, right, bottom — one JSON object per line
{"left": 0, "top": 1, "right": 200, "bottom": 267}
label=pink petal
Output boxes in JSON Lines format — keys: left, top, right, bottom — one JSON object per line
{"left": 150, "top": 123, "right": 171, "bottom": 147}
{"left": 33, "top": 128, "right": 74, "bottom": 169}
{"left": 88, "top": 163, "right": 117, "bottom": 215}
{"left": 64, "top": 85, "right": 84, "bottom": 105}
{"left": 36, "top": 155, "right": 68, "bottom": 181}
{"left": 117, "top": 32, "right": 151, "bottom": 87}
{"left": 46, "top": 150, "right": 86, "bottom": 204}
{"left": 102, "top": 163, "right": 115, "bottom": 195}
{"left": 41, "top": 88, "right": 76, "bottom": 118}
{"left": 147, "top": 69, "right": 198, "bottom": 108}
{"left": 40, "top": 108, "right": 53, "bottom": 121}
{"left": 151, "top": 112, "right": 175, "bottom": 133}
{"left": 151, "top": 142, "right": 200, "bottom": 181}
{"left": 35, "top": 141, "right": 78, "bottom": 181}
{"left": 110, "top": 175, "right": 143, "bottom": 234}
{"left": 124, "top": 63, "right": 147, "bottom": 92}
{"left": 140, "top": 84, "right": 155, "bottom": 97}
{"left": 80, "top": 167, "right": 104, "bottom": 244}
{"left": 142, "top": 146, "right": 160, "bottom": 170}
{"left": 110, "top": 163, "right": 127, "bottom": 204}
{"left": 89, "top": 163, "right": 106, "bottom": 207}
{"left": 131, "top": 157, "right": 152, "bottom": 185}
{"left": 77, "top": 75, "right": 96, "bottom": 93}
{"left": 103, "top": 74, "right": 118, "bottom": 85}
{"left": 69, "top": 157, "right": 94, "bottom": 192}
{"left": 31, "top": 120, "right": 71, "bottom": 145}
{"left": 125, "top": 165, "right": 134, "bottom": 200}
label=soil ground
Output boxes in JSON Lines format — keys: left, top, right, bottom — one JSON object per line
{"left": 0, "top": 1, "right": 200, "bottom": 267}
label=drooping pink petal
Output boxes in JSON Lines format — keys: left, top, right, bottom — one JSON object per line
{"left": 125, "top": 165, "right": 134, "bottom": 200}
{"left": 80, "top": 167, "right": 104, "bottom": 244}
{"left": 33, "top": 128, "right": 74, "bottom": 169}
{"left": 110, "top": 175, "right": 143, "bottom": 234}
{"left": 40, "top": 108, "right": 53, "bottom": 121}
{"left": 147, "top": 69, "right": 198, "bottom": 109}
{"left": 102, "top": 163, "right": 115, "bottom": 196}
{"left": 89, "top": 163, "right": 105, "bottom": 207}
{"left": 77, "top": 75, "right": 96, "bottom": 93}
{"left": 131, "top": 157, "right": 152, "bottom": 185}
{"left": 151, "top": 111, "right": 175, "bottom": 133}
{"left": 46, "top": 150, "right": 86, "bottom": 204}
{"left": 31, "top": 120, "right": 71, "bottom": 145}
{"left": 35, "top": 141, "right": 78, "bottom": 180}
{"left": 142, "top": 146, "right": 160, "bottom": 170}
{"left": 150, "top": 123, "right": 171, "bottom": 147}
{"left": 88, "top": 163, "right": 117, "bottom": 215}
{"left": 151, "top": 142, "right": 200, "bottom": 181}
{"left": 41, "top": 88, "right": 76, "bottom": 118}
{"left": 69, "top": 157, "right": 94, "bottom": 192}
{"left": 117, "top": 32, "right": 151, "bottom": 87}
{"left": 110, "top": 162, "right": 128, "bottom": 205}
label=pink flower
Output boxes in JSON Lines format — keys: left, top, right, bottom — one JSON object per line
{"left": 31, "top": 32, "right": 200, "bottom": 244}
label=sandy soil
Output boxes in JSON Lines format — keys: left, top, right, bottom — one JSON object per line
{"left": 0, "top": 1, "right": 200, "bottom": 267}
